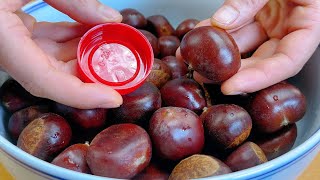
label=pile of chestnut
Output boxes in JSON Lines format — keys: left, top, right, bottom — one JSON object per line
{"left": 0, "top": 8, "right": 306, "bottom": 180}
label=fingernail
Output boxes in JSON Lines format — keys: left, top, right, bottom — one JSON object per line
{"left": 99, "top": 5, "right": 122, "bottom": 22}
{"left": 212, "top": 5, "right": 239, "bottom": 25}
{"left": 226, "top": 91, "right": 244, "bottom": 95}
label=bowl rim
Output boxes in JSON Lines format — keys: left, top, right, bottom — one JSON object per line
{"left": 0, "top": 1, "right": 318, "bottom": 180}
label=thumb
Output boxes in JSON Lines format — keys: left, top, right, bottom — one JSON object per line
{"left": 211, "top": 0, "right": 269, "bottom": 29}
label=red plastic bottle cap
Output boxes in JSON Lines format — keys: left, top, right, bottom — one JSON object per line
{"left": 77, "top": 23, "right": 154, "bottom": 95}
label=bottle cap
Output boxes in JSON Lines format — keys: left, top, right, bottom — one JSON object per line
{"left": 77, "top": 23, "right": 154, "bottom": 95}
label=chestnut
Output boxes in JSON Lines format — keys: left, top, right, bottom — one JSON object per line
{"left": 147, "top": 15, "right": 176, "bottom": 37}
{"left": 87, "top": 123, "right": 152, "bottom": 179}
{"left": 120, "top": 8, "right": 147, "bottom": 29}
{"left": 176, "top": 19, "right": 200, "bottom": 40}
{"left": 110, "top": 82, "right": 161, "bottom": 127}
{"left": 147, "top": 58, "right": 172, "bottom": 89}
{"left": 0, "top": 79, "right": 44, "bottom": 113}
{"left": 53, "top": 102, "right": 107, "bottom": 130}
{"left": 180, "top": 26, "right": 241, "bottom": 83}
{"left": 255, "top": 123, "right": 297, "bottom": 160}
{"left": 225, "top": 142, "right": 268, "bottom": 171}
{"left": 162, "top": 56, "right": 188, "bottom": 79}
{"left": 160, "top": 78, "right": 206, "bottom": 114}
{"left": 8, "top": 105, "right": 49, "bottom": 140}
{"left": 17, "top": 113, "right": 72, "bottom": 161}
{"left": 149, "top": 107, "right": 204, "bottom": 161}
{"left": 133, "top": 162, "right": 169, "bottom": 180}
{"left": 169, "top": 154, "right": 231, "bottom": 180}
{"left": 139, "top": 29, "right": 160, "bottom": 57}
{"left": 52, "top": 143, "right": 90, "bottom": 173}
{"left": 158, "top": 36, "right": 180, "bottom": 58}
{"left": 248, "top": 82, "right": 306, "bottom": 133}
{"left": 201, "top": 104, "right": 252, "bottom": 149}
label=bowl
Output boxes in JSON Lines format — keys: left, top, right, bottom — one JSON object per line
{"left": 1, "top": 0, "right": 320, "bottom": 179}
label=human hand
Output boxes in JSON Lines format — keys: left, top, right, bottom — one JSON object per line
{"left": 179, "top": 0, "right": 320, "bottom": 95}
{"left": 0, "top": 0, "right": 123, "bottom": 109}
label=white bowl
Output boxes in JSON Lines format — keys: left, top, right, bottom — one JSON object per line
{"left": 1, "top": 0, "right": 320, "bottom": 179}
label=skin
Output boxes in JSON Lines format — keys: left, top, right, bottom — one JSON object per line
{"left": 0, "top": 0, "right": 123, "bottom": 109}
{"left": 178, "top": 0, "right": 320, "bottom": 95}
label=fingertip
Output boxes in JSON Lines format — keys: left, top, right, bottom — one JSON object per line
{"left": 98, "top": 4, "right": 123, "bottom": 23}
{"left": 195, "top": 19, "right": 211, "bottom": 28}
{"left": 95, "top": 84, "right": 123, "bottom": 108}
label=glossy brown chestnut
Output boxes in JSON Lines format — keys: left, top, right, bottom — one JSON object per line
{"left": 0, "top": 79, "right": 44, "bottom": 112}
{"left": 169, "top": 154, "right": 231, "bottom": 180}
{"left": 255, "top": 124, "right": 297, "bottom": 160}
{"left": 158, "top": 36, "right": 180, "bottom": 58}
{"left": 225, "top": 142, "right": 268, "bottom": 171}
{"left": 120, "top": 8, "right": 147, "bottom": 29}
{"left": 149, "top": 107, "right": 204, "bottom": 161}
{"left": 17, "top": 113, "right": 72, "bottom": 161}
{"left": 248, "top": 82, "right": 306, "bottom": 133}
{"left": 133, "top": 162, "right": 169, "bottom": 180}
{"left": 160, "top": 78, "right": 206, "bottom": 114}
{"left": 162, "top": 56, "right": 188, "bottom": 79}
{"left": 52, "top": 143, "right": 91, "bottom": 173}
{"left": 147, "top": 15, "right": 176, "bottom": 37}
{"left": 201, "top": 104, "right": 252, "bottom": 149}
{"left": 176, "top": 19, "right": 200, "bottom": 40}
{"left": 53, "top": 103, "right": 107, "bottom": 130}
{"left": 110, "top": 82, "right": 161, "bottom": 127}
{"left": 180, "top": 26, "right": 241, "bottom": 83}
{"left": 87, "top": 123, "right": 152, "bottom": 179}
{"left": 8, "top": 105, "right": 49, "bottom": 140}
{"left": 147, "top": 58, "right": 172, "bottom": 88}
{"left": 139, "top": 29, "right": 160, "bottom": 57}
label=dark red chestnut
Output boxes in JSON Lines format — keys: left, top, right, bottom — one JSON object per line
{"left": 17, "top": 113, "right": 72, "bottom": 161}
{"left": 160, "top": 78, "right": 206, "bottom": 114}
{"left": 139, "top": 29, "right": 160, "bottom": 57}
{"left": 147, "top": 15, "right": 176, "bottom": 37}
{"left": 225, "top": 142, "right": 268, "bottom": 171}
{"left": 169, "top": 154, "right": 231, "bottom": 180}
{"left": 248, "top": 82, "right": 306, "bottom": 133}
{"left": 176, "top": 19, "right": 200, "bottom": 40}
{"left": 87, "top": 123, "right": 152, "bottom": 179}
{"left": 52, "top": 143, "right": 90, "bottom": 173}
{"left": 147, "top": 58, "right": 172, "bottom": 89}
{"left": 110, "top": 82, "right": 161, "bottom": 127}
{"left": 8, "top": 105, "right": 49, "bottom": 140}
{"left": 120, "top": 8, "right": 147, "bottom": 29}
{"left": 162, "top": 56, "right": 188, "bottom": 79}
{"left": 133, "top": 162, "right": 169, "bottom": 180}
{"left": 255, "top": 123, "right": 297, "bottom": 160}
{"left": 180, "top": 26, "right": 241, "bottom": 83}
{"left": 149, "top": 107, "right": 204, "bottom": 161}
{"left": 158, "top": 36, "right": 180, "bottom": 58}
{"left": 53, "top": 103, "right": 107, "bottom": 130}
{"left": 0, "top": 79, "right": 44, "bottom": 113}
{"left": 201, "top": 104, "right": 252, "bottom": 149}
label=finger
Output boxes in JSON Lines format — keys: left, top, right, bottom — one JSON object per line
{"left": 15, "top": 10, "right": 36, "bottom": 33}
{"left": 33, "top": 22, "right": 91, "bottom": 42}
{"left": 230, "top": 21, "right": 267, "bottom": 53}
{"left": 33, "top": 37, "right": 80, "bottom": 61}
{"left": 252, "top": 39, "right": 280, "bottom": 58}
{"left": 211, "top": 0, "right": 269, "bottom": 30}
{"left": 44, "top": 0, "right": 122, "bottom": 25}
{"left": 0, "top": 0, "right": 29, "bottom": 12}
{"left": 221, "top": 53, "right": 301, "bottom": 95}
